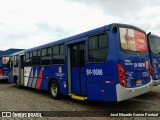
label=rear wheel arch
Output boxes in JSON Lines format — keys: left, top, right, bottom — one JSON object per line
{"left": 48, "top": 78, "right": 57, "bottom": 90}
{"left": 48, "top": 78, "right": 61, "bottom": 100}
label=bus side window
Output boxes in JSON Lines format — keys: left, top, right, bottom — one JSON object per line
{"left": 53, "top": 44, "right": 65, "bottom": 65}
{"left": 59, "top": 44, "right": 65, "bottom": 64}
{"left": 30, "top": 52, "right": 33, "bottom": 66}
{"left": 41, "top": 47, "right": 51, "bottom": 65}
{"left": 80, "top": 43, "right": 85, "bottom": 67}
{"left": 41, "top": 48, "right": 47, "bottom": 65}
{"left": 37, "top": 50, "right": 41, "bottom": 65}
{"left": 14, "top": 55, "right": 18, "bottom": 67}
{"left": 88, "top": 33, "right": 108, "bottom": 63}
{"left": 32, "top": 51, "right": 37, "bottom": 66}
{"left": 14, "top": 56, "right": 16, "bottom": 66}
{"left": 8, "top": 56, "right": 13, "bottom": 70}
{"left": 47, "top": 47, "right": 52, "bottom": 65}
{"left": 25, "top": 52, "right": 31, "bottom": 67}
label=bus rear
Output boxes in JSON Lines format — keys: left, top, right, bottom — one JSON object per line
{"left": 0, "top": 56, "right": 9, "bottom": 80}
{"left": 147, "top": 34, "right": 160, "bottom": 86}
{"left": 73, "top": 24, "right": 152, "bottom": 102}
{"left": 115, "top": 24, "right": 152, "bottom": 101}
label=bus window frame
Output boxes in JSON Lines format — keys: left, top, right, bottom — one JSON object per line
{"left": 148, "top": 36, "right": 160, "bottom": 55}
{"left": 32, "top": 50, "right": 38, "bottom": 66}
{"left": 117, "top": 25, "right": 149, "bottom": 56}
{"left": 37, "top": 49, "right": 41, "bottom": 66}
{"left": 9, "top": 56, "right": 14, "bottom": 69}
{"left": 14, "top": 55, "right": 19, "bottom": 67}
{"left": 41, "top": 47, "right": 52, "bottom": 66}
{"left": 25, "top": 52, "right": 31, "bottom": 67}
{"left": 52, "top": 44, "right": 65, "bottom": 65}
{"left": 2, "top": 56, "right": 9, "bottom": 65}
{"left": 88, "top": 32, "right": 109, "bottom": 64}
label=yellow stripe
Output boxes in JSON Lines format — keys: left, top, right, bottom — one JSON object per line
{"left": 71, "top": 94, "right": 86, "bottom": 101}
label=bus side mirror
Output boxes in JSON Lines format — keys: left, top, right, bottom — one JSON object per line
{"left": 147, "top": 32, "right": 151, "bottom": 38}
{"left": 147, "top": 32, "right": 151, "bottom": 36}
{"left": 112, "top": 26, "right": 117, "bottom": 33}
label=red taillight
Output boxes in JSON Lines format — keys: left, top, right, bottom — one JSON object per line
{"left": 145, "top": 61, "right": 149, "bottom": 70}
{"left": 0, "top": 69, "right": 3, "bottom": 75}
{"left": 117, "top": 64, "right": 127, "bottom": 87}
{"left": 149, "top": 65, "right": 153, "bottom": 76}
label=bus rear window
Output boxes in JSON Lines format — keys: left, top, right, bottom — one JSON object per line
{"left": 149, "top": 37, "right": 160, "bottom": 54}
{"left": 119, "top": 28, "right": 147, "bottom": 52}
{"left": 2, "top": 57, "right": 9, "bottom": 65}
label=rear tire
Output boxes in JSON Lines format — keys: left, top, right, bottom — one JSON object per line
{"left": 49, "top": 80, "right": 60, "bottom": 100}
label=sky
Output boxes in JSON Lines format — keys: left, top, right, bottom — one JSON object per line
{"left": 0, "top": 0, "right": 160, "bottom": 50}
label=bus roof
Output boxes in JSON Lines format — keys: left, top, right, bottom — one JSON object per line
{"left": 149, "top": 33, "right": 160, "bottom": 39}
{"left": 25, "top": 23, "right": 146, "bottom": 52}
{"left": 9, "top": 50, "right": 25, "bottom": 57}
{"left": 0, "top": 48, "right": 25, "bottom": 57}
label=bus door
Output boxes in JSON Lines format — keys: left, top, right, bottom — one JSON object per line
{"left": 70, "top": 42, "right": 87, "bottom": 96}
{"left": 7, "top": 56, "right": 14, "bottom": 83}
{"left": 19, "top": 55, "right": 24, "bottom": 85}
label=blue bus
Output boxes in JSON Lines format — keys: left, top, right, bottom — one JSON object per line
{"left": 147, "top": 33, "right": 160, "bottom": 86}
{"left": 13, "top": 23, "right": 152, "bottom": 102}
{"left": 0, "top": 49, "right": 24, "bottom": 80}
{"left": 0, "top": 56, "right": 9, "bottom": 79}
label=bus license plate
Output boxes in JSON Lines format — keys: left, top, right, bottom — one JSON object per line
{"left": 136, "top": 80, "right": 142, "bottom": 85}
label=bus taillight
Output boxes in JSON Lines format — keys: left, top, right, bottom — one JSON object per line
{"left": 149, "top": 65, "right": 153, "bottom": 76}
{"left": 117, "top": 64, "right": 127, "bottom": 87}
{"left": 0, "top": 68, "right": 3, "bottom": 75}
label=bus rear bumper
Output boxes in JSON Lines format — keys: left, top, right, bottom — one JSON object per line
{"left": 152, "top": 79, "right": 160, "bottom": 86}
{"left": 0, "top": 75, "right": 8, "bottom": 80}
{"left": 116, "top": 81, "right": 152, "bottom": 102}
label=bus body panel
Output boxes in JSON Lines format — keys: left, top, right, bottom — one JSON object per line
{"left": 118, "top": 55, "right": 150, "bottom": 88}
{"left": 86, "top": 32, "right": 117, "bottom": 101}
{"left": 8, "top": 70, "right": 14, "bottom": 83}
{"left": 113, "top": 26, "right": 152, "bottom": 101}
{"left": 24, "top": 67, "right": 32, "bottom": 86}
{"left": 87, "top": 83, "right": 116, "bottom": 101}
{"left": 72, "top": 67, "right": 81, "bottom": 94}
{"left": 151, "top": 56, "right": 160, "bottom": 80}
{"left": 148, "top": 34, "right": 160, "bottom": 86}
{"left": 51, "top": 65, "right": 68, "bottom": 95}
{"left": 24, "top": 65, "right": 68, "bottom": 95}
{"left": 151, "top": 55, "right": 160, "bottom": 86}
{"left": 80, "top": 67, "right": 87, "bottom": 96}
{"left": 116, "top": 83, "right": 151, "bottom": 101}
{"left": 31, "top": 66, "right": 39, "bottom": 88}
{"left": 86, "top": 64, "right": 116, "bottom": 101}
{"left": 87, "top": 37, "right": 117, "bottom": 101}
{"left": 117, "top": 26, "right": 151, "bottom": 89}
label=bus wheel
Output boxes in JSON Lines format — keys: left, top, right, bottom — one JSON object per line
{"left": 49, "top": 80, "right": 60, "bottom": 100}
